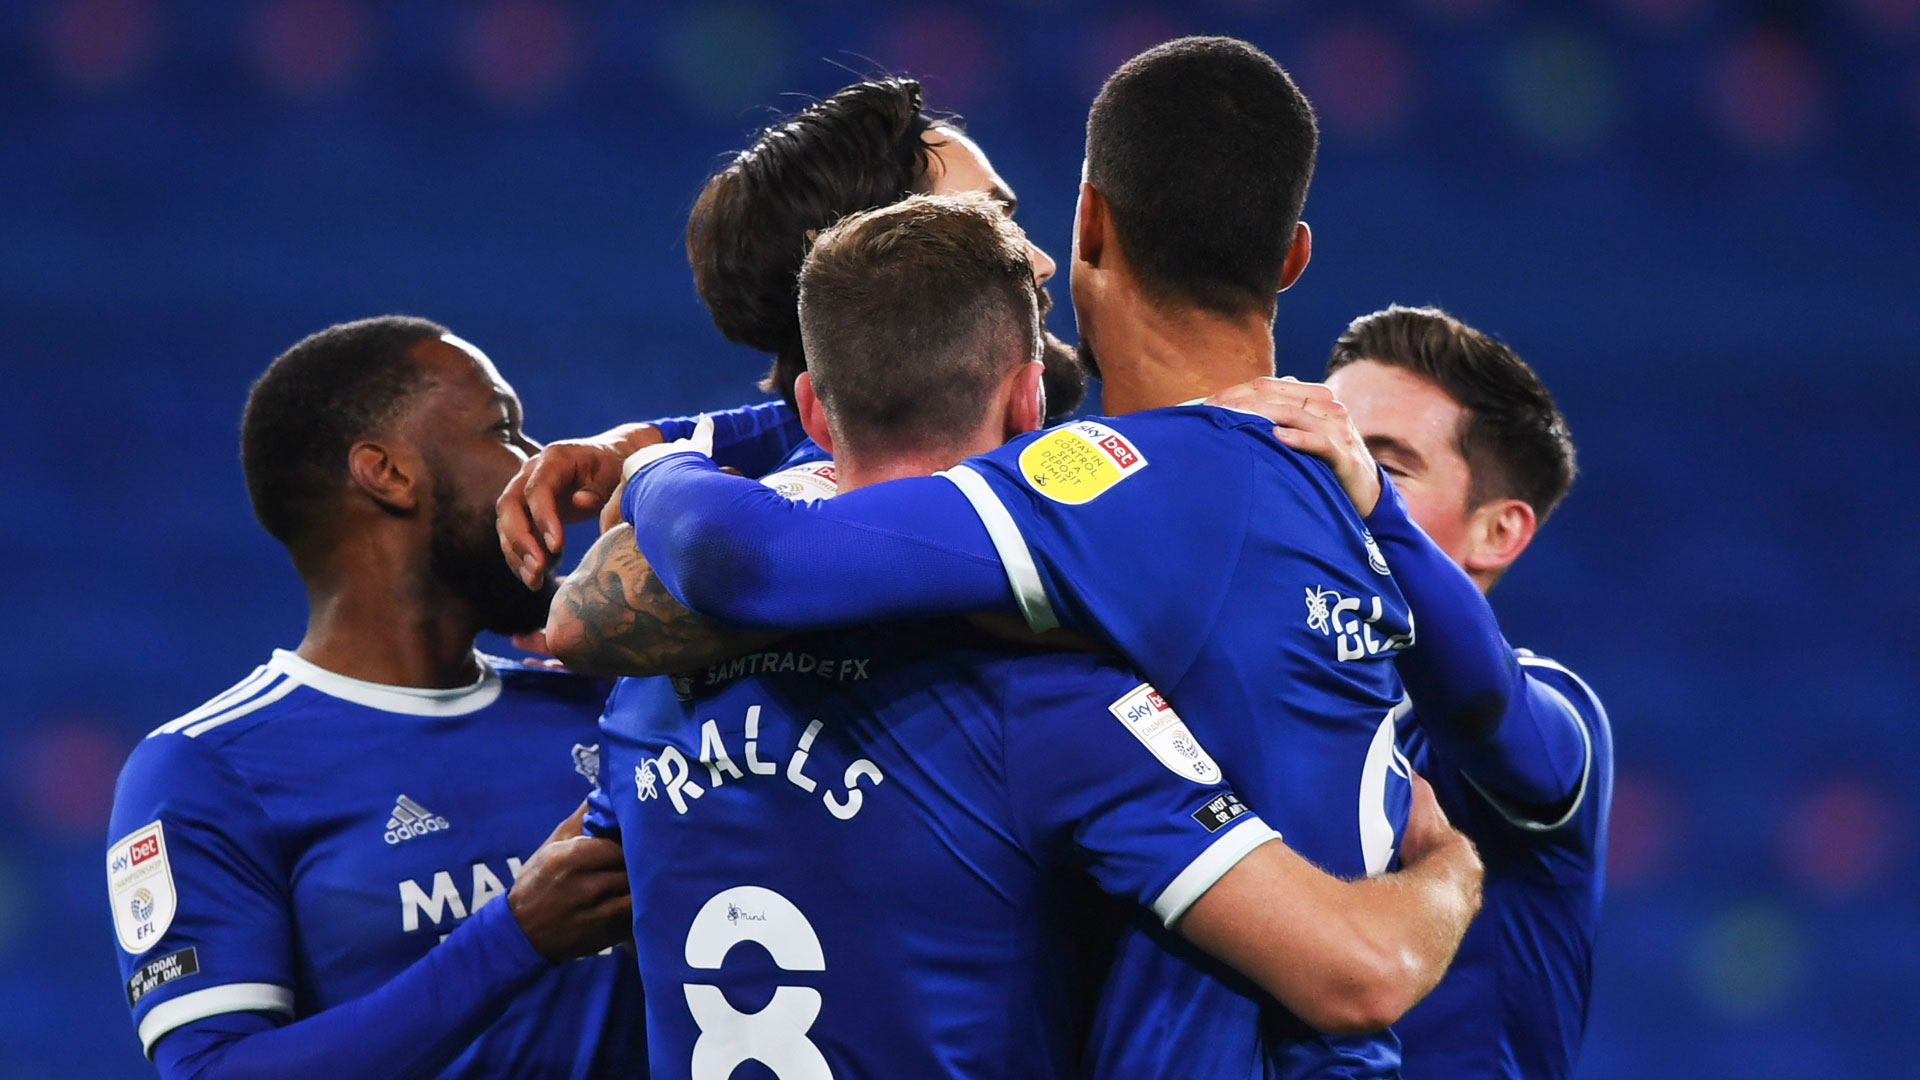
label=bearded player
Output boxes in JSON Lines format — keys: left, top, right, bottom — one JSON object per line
{"left": 107, "top": 318, "right": 642, "bottom": 1078}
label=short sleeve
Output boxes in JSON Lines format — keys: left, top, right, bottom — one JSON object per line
{"left": 108, "top": 735, "right": 296, "bottom": 1056}
{"left": 1000, "top": 654, "right": 1279, "bottom": 927}
{"left": 941, "top": 412, "right": 1255, "bottom": 688}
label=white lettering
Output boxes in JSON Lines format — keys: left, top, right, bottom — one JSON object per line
{"left": 399, "top": 871, "right": 467, "bottom": 932}
{"left": 824, "top": 759, "right": 884, "bottom": 820}
{"left": 659, "top": 746, "right": 705, "bottom": 814}
{"left": 785, "top": 720, "right": 824, "bottom": 794}
{"left": 699, "top": 720, "right": 745, "bottom": 787}
{"left": 470, "top": 862, "right": 506, "bottom": 911}
{"left": 743, "top": 705, "right": 777, "bottom": 775}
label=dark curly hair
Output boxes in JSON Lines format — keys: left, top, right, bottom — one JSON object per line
{"left": 687, "top": 78, "right": 942, "bottom": 409}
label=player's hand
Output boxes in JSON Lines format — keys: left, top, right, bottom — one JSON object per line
{"left": 1400, "top": 772, "right": 1477, "bottom": 876}
{"left": 506, "top": 802, "right": 632, "bottom": 962}
{"left": 498, "top": 424, "right": 664, "bottom": 589}
{"left": 1206, "top": 376, "right": 1383, "bottom": 516}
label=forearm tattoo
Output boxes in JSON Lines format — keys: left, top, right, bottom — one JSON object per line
{"left": 552, "top": 525, "right": 771, "bottom": 677}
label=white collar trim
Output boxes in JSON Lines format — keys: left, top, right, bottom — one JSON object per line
{"left": 268, "top": 649, "right": 502, "bottom": 717}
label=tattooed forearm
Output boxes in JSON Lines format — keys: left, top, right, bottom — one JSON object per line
{"left": 547, "top": 525, "right": 774, "bottom": 677}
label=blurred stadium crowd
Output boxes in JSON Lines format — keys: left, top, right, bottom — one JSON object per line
{"left": 1, "top": 0, "right": 1916, "bottom": 1076}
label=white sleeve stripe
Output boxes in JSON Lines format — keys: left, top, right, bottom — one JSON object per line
{"left": 1151, "top": 817, "right": 1281, "bottom": 927}
{"left": 139, "top": 982, "right": 295, "bottom": 1056}
{"left": 1517, "top": 655, "right": 1607, "bottom": 719}
{"left": 152, "top": 667, "right": 275, "bottom": 736}
{"left": 1460, "top": 678, "right": 1594, "bottom": 833}
{"left": 937, "top": 465, "right": 1059, "bottom": 633}
{"left": 182, "top": 677, "right": 299, "bottom": 738}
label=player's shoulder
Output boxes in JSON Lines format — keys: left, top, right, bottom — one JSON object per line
{"left": 1515, "top": 649, "right": 1609, "bottom": 728}
{"left": 140, "top": 657, "right": 325, "bottom": 750}
{"left": 484, "top": 652, "right": 611, "bottom": 695}
{"left": 963, "top": 410, "right": 1261, "bottom": 512}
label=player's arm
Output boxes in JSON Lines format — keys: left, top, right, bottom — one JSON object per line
{"left": 498, "top": 400, "right": 807, "bottom": 583}
{"left": 616, "top": 450, "right": 1015, "bottom": 630}
{"left": 1176, "top": 773, "right": 1482, "bottom": 1034}
{"left": 115, "top": 738, "right": 629, "bottom": 1079}
{"left": 1002, "top": 665, "right": 1481, "bottom": 1036}
{"left": 545, "top": 522, "right": 778, "bottom": 676}
{"left": 1213, "top": 376, "right": 1590, "bottom": 815}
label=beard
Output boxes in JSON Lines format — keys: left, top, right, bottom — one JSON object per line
{"left": 429, "top": 475, "right": 557, "bottom": 636}
{"left": 1074, "top": 336, "right": 1102, "bottom": 383}
{"left": 1036, "top": 282, "right": 1090, "bottom": 420}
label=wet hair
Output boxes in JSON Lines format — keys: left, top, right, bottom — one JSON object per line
{"left": 1086, "top": 36, "right": 1318, "bottom": 317}
{"left": 240, "top": 315, "right": 444, "bottom": 547}
{"left": 1327, "top": 305, "right": 1577, "bottom": 520}
{"left": 798, "top": 192, "right": 1038, "bottom": 457}
{"left": 687, "top": 77, "right": 943, "bottom": 408}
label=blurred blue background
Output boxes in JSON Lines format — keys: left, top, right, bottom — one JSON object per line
{"left": 3, "top": 0, "right": 1916, "bottom": 1076}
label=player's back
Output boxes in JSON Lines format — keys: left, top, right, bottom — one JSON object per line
{"left": 1395, "top": 651, "right": 1614, "bottom": 1080}
{"left": 946, "top": 406, "right": 1418, "bottom": 1076}
{"left": 591, "top": 619, "right": 1279, "bottom": 1080}
{"left": 108, "top": 650, "right": 644, "bottom": 1077}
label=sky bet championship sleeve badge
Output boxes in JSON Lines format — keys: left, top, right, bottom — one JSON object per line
{"left": 109, "top": 821, "right": 178, "bottom": 955}
{"left": 1108, "top": 683, "right": 1222, "bottom": 784}
{"left": 1018, "top": 420, "right": 1147, "bottom": 505}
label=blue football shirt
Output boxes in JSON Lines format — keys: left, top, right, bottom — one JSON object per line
{"left": 107, "top": 649, "right": 646, "bottom": 1075}
{"left": 585, "top": 621, "right": 1280, "bottom": 1080}
{"left": 937, "top": 407, "right": 1420, "bottom": 1078}
{"left": 1395, "top": 650, "right": 1614, "bottom": 1080}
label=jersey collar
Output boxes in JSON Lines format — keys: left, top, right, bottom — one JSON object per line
{"left": 267, "top": 649, "right": 503, "bottom": 717}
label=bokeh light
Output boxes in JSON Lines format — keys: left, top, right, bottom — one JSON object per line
{"left": 1502, "top": 26, "right": 1619, "bottom": 150}
{"left": 10, "top": 720, "right": 125, "bottom": 840}
{"left": 0, "top": 854, "right": 25, "bottom": 955}
{"left": 1706, "top": 29, "right": 1826, "bottom": 155}
{"left": 1687, "top": 901, "right": 1805, "bottom": 1019}
{"left": 1411, "top": 0, "right": 1506, "bottom": 21}
{"left": 875, "top": 8, "right": 995, "bottom": 111}
{"left": 658, "top": 2, "right": 791, "bottom": 119}
{"left": 457, "top": 0, "right": 582, "bottom": 107}
{"left": 1607, "top": 0, "right": 1715, "bottom": 33}
{"left": 40, "top": 0, "right": 163, "bottom": 90}
{"left": 1607, "top": 769, "right": 1680, "bottom": 887}
{"left": 1300, "top": 19, "right": 1415, "bottom": 141}
{"left": 1848, "top": 0, "right": 1920, "bottom": 37}
{"left": 1777, "top": 778, "right": 1904, "bottom": 900}
{"left": 244, "top": 0, "right": 371, "bottom": 98}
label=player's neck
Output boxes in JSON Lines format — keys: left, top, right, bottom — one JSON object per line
{"left": 833, "top": 450, "right": 967, "bottom": 494}
{"left": 1093, "top": 303, "right": 1276, "bottom": 415}
{"left": 296, "top": 569, "right": 484, "bottom": 690}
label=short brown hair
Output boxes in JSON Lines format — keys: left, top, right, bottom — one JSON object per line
{"left": 1327, "top": 305, "right": 1577, "bottom": 521}
{"left": 797, "top": 191, "right": 1038, "bottom": 457}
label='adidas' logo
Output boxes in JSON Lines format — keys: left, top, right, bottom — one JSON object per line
{"left": 384, "top": 795, "right": 450, "bottom": 845}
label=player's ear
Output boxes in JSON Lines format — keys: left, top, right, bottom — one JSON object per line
{"left": 346, "top": 440, "right": 422, "bottom": 515}
{"left": 1278, "top": 221, "right": 1312, "bottom": 293}
{"left": 1463, "top": 497, "right": 1535, "bottom": 583}
{"left": 1007, "top": 359, "right": 1046, "bottom": 439}
{"left": 795, "top": 372, "right": 836, "bottom": 456}
{"left": 1074, "top": 180, "right": 1106, "bottom": 270}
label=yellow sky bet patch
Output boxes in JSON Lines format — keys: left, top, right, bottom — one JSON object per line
{"left": 1018, "top": 421, "right": 1148, "bottom": 505}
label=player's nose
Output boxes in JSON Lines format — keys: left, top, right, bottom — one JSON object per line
{"left": 1027, "top": 241, "right": 1056, "bottom": 286}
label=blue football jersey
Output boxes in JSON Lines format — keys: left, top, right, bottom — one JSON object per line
{"left": 1395, "top": 651, "right": 1613, "bottom": 1080}
{"left": 585, "top": 622, "right": 1281, "bottom": 1080}
{"left": 938, "top": 406, "right": 1418, "bottom": 1077}
{"left": 107, "top": 649, "right": 645, "bottom": 1075}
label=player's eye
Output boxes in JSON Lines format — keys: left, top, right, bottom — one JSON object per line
{"left": 1379, "top": 462, "right": 1410, "bottom": 479}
